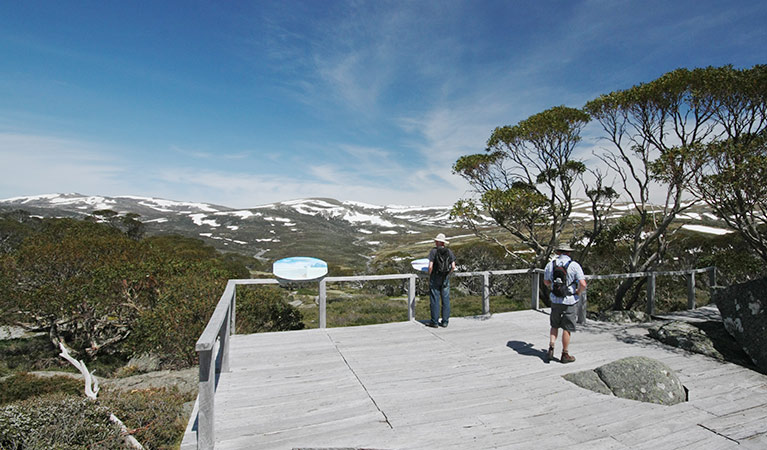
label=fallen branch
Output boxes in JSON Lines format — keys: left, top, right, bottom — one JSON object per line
{"left": 58, "top": 342, "right": 144, "bottom": 449}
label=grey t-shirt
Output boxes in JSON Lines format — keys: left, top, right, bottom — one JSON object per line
{"left": 544, "top": 255, "right": 585, "bottom": 305}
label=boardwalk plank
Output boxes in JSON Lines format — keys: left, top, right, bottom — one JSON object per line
{"left": 181, "top": 309, "right": 767, "bottom": 449}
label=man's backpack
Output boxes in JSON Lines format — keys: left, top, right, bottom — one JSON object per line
{"left": 434, "top": 247, "right": 452, "bottom": 275}
{"left": 551, "top": 260, "right": 572, "bottom": 297}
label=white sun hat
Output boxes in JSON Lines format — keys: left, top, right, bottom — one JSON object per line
{"left": 434, "top": 233, "right": 449, "bottom": 244}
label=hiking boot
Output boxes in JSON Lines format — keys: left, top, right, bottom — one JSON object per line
{"left": 560, "top": 352, "right": 576, "bottom": 363}
{"left": 426, "top": 322, "right": 438, "bottom": 328}
{"left": 546, "top": 346, "right": 555, "bottom": 362}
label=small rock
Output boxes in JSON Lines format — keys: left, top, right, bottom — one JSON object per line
{"left": 123, "top": 352, "right": 161, "bottom": 374}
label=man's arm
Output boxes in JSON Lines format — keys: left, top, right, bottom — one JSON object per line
{"left": 575, "top": 279, "right": 587, "bottom": 296}
{"left": 428, "top": 261, "right": 433, "bottom": 275}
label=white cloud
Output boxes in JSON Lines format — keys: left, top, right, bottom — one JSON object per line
{"left": 0, "top": 132, "right": 128, "bottom": 196}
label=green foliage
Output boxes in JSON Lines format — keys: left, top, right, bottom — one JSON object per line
{"left": 0, "top": 210, "right": 42, "bottom": 254}
{"left": 481, "top": 186, "right": 549, "bottom": 230}
{"left": 453, "top": 105, "right": 591, "bottom": 269}
{"left": 89, "top": 209, "right": 146, "bottom": 240}
{"left": 486, "top": 105, "right": 590, "bottom": 149}
{"left": 125, "top": 258, "right": 238, "bottom": 368}
{"left": 452, "top": 151, "right": 505, "bottom": 181}
{"left": 236, "top": 286, "right": 305, "bottom": 334}
{"left": 0, "top": 335, "right": 61, "bottom": 374}
{"left": 100, "top": 387, "right": 191, "bottom": 449}
{"left": 1, "top": 216, "right": 258, "bottom": 369}
{"left": 0, "top": 373, "right": 84, "bottom": 405}
{"left": 0, "top": 386, "right": 190, "bottom": 449}
{"left": 0, "top": 394, "right": 124, "bottom": 449}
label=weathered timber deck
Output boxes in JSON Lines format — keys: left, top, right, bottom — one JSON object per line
{"left": 181, "top": 308, "right": 767, "bottom": 449}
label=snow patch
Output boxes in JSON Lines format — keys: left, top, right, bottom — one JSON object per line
{"left": 681, "top": 224, "right": 733, "bottom": 235}
{"left": 189, "top": 214, "right": 221, "bottom": 227}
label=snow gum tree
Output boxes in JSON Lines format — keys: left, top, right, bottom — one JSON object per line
{"left": 687, "top": 65, "right": 767, "bottom": 262}
{"left": 585, "top": 67, "right": 723, "bottom": 310}
{"left": 451, "top": 105, "right": 590, "bottom": 277}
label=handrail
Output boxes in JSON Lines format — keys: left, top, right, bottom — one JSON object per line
{"left": 190, "top": 265, "right": 716, "bottom": 449}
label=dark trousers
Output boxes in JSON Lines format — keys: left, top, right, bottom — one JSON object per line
{"left": 429, "top": 274, "right": 450, "bottom": 325}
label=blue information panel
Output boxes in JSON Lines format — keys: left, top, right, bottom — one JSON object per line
{"left": 411, "top": 258, "right": 429, "bottom": 272}
{"left": 273, "top": 256, "right": 328, "bottom": 281}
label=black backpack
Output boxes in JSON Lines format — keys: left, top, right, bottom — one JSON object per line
{"left": 551, "top": 260, "right": 572, "bottom": 297}
{"left": 434, "top": 247, "right": 452, "bottom": 274}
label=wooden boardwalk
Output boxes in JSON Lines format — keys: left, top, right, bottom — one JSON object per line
{"left": 181, "top": 308, "right": 767, "bottom": 449}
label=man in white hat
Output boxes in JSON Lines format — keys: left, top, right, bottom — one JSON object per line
{"left": 427, "top": 233, "right": 456, "bottom": 328}
{"left": 543, "top": 243, "right": 586, "bottom": 363}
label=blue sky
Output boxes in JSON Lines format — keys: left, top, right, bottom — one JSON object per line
{"left": 1, "top": 1, "right": 765, "bottom": 208}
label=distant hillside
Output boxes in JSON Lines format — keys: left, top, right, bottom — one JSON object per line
{"left": 0, "top": 193, "right": 729, "bottom": 270}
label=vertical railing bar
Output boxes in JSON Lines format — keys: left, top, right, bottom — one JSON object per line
{"left": 219, "top": 307, "right": 231, "bottom": 373}
{"left": 408, "top": 275, "right": 416, "bottom": 321}
{"left": 482, "top": 272, "right": 490, "bottom": 315}
{"left": 230, "top": 282, "right": 237, "bottom": 335}
{"left": 687, "top": 270, "right": 696, "bottom": 310}
{"left": 319, "top": 278, "right": 327, "bottom": 329}
{"left": 646, "top": 272, "right": 656, "bottom": 316}
{"left": 578, "top": 291, "right": 587, "bottom": 324}
{"left": 197, "top": 349, "right": 215, "bottom": 450}
{"left": 531, "top": 270, "right": 540, "bottom": 310}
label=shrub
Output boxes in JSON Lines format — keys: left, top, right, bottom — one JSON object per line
{"left": 0, "top": 335, "right": 62, "bottom": 373}
{"left": 0, "top": 393, "right": 124, "bottom": 449}
{"left": 100, "top": 387, "right": 191, "bottom": 450}
{"left": 0, "top": 373, "right": 84, "bottom": 405}
{"left": 236, "top": 286, "right": 305, "bottom": 334}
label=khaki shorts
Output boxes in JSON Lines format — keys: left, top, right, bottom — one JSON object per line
{"left": 550, "top": 303, "right": 578, "bottom": 332}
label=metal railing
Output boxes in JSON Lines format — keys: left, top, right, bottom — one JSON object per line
{"left": 190, "top": 266, "right": 717, "bottom": 449}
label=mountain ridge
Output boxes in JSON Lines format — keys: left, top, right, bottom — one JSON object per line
{"left": 0, "top": 193, "right": 729, "bottom": 269}
{"left": 0, "top": 193, "right": 466, "bottom": 268}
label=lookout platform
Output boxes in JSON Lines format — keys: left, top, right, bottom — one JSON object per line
{"left": 181, "top": 308, "right": 767, "bottom": 449}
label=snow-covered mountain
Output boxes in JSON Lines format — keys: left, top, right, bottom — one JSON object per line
{"left": 0, "top": 194, "right": 469, "bottom": 267}
{"left": 0, "top": 193, "right": 729, "bottom": 267}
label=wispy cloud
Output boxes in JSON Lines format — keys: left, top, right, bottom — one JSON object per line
{"left": 0, "top": 132, "right": 128, "bottom": 196}
{"left": 170, "top": 145, "right": 251, "bottom": 160}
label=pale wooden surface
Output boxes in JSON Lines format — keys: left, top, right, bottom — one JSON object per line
{"left": 181, "top": 308, "right": 767, "bottom": 449}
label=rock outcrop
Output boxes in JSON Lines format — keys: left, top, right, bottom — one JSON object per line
{"left": 564, "top": 356, "right": 687, "bottom": 405}
{"left": 714, "top": 278, "right": 767, "bottom": 373}
{"left": 648, "top": 320, "right": 752, "bottom": 366}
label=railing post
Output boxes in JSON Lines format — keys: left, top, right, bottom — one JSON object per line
{"left": 319, "top": 278, "right": 327, "bottom": 329}
{"left": 708, "top": 266, "right": 717, "bottom": 300}
{"left": 687, "top": 271, "right": 696, "bottom": 310}
{"left": 482, "top": 273, "right": 490, "bottom": 315}
{"left": 198, "top": 348, "right": 215, "bottom": 450}
{"left": 408, "top": 275, "right": 416, "bottom": 321}
{"left": 230, "top": 283, "right": 237, "bottom": 335}
{"left": 646, "top": 272, "right": 656, "bottom": 316}
{"left": 577, "top": 291, "right": 587, "bottom": 324}
{"left": 219, "top": 307, "right": 231, "bottom": 373}
{"left": 531, "top": 270, "right": 540, "bottom": 310}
